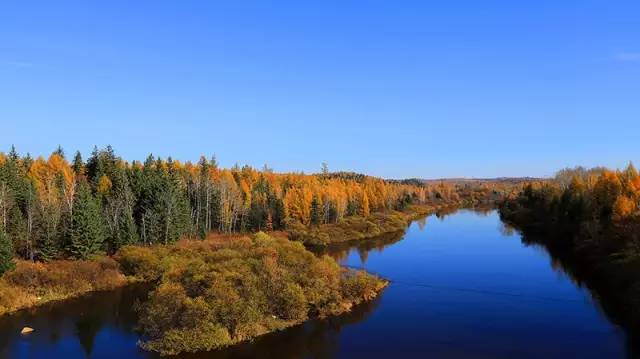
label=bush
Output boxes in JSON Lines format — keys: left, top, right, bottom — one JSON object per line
{"left": 116, "top": 245, "right": 166, "bottom": 280}
{"left": 0, "top": 257, "right": 126, "bottom": 315}
{"left": 132, "top": 232, "right": 386, "bottom": 355}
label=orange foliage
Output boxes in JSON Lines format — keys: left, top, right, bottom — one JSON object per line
{"left": 613, "top": 195, "right": 636, "bottom": 220}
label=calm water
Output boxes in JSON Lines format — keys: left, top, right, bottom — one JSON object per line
{"left": 0, "top": 210, "right": 634, "bottom": 358}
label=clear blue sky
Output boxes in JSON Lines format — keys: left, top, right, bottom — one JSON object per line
{"left": 1, "top": 1, "right": 638, "bottom": 179}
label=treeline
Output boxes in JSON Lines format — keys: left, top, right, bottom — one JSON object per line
{"left": 500, "top": 163, "right": 640, "bottom": 334}
{"left": 0, "top": 146, "right": 446, "bottom": 267}
{"left": 501, "top": 164, "right": 640, "bottom": 232}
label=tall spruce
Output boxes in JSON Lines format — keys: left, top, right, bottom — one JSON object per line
{"left": 69, "top": 181, "right": 104, "bottom": 259}
{"left": 0, "top": 230, "right": 15, "bottom": 275}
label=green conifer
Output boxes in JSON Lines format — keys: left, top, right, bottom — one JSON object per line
{"left": 0, "top": 231, "right": 15, "bottom": 275}
{"left": 69, "top": 182, "right": 105, "bottom": 259}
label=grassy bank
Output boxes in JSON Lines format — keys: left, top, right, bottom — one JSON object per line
{"left": 117, "top": 232, "right": 387, "bottom": 355}
{"left": 0, "top": 257, "right": 129, "bottom": 316}
{"left": 287, "top": 204, "right": 455, "bottom": 246}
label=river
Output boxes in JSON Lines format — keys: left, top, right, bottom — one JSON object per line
{"left": 0, "top": 209, "right": 634, "bottom": 358}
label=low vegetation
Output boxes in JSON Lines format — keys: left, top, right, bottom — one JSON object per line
{"left": 0, "top": 256, "right": 127, "bottom": 315}
{"left": 117, "top": 232, "right": 386, "bottom": 355}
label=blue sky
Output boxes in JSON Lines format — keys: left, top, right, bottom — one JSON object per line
{"left": 1, "top": 1, "right": 639, "bottom": 179}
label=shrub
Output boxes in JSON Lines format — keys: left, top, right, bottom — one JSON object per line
{"left": 0, "top": 257, "right": 126, "bottom": 315}
{"left": 133, "top": 232, "right": 385, "bottom": 355}
{"left": 116, "top": 245, "right": 165, "bottom": 280}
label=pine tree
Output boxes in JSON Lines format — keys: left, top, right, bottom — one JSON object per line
{"left": 310, "top": 195, "right": 323, "bottom": 226}
{"left": 69, "top": 182, "right": 104, "bottom": 259}
{"left": 53, "top": 145, "right": 65, "bottom": 159}
{"left": 0, "top": 231, "right": 15, "bottom": 275}
{"left": 72, "top": 151, "right": 84, "bottom": 176}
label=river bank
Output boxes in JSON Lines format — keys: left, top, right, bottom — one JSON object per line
{"left": 0, "top": 204, "right": 449, "bottom": 317}
{"left": 0, "top": 257, "right": 133, "bottom": 316}
{"left": 287, "top": 203, "right": 459, "bottom": 246}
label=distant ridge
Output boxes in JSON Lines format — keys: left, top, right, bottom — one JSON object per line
{"left": 390, "top": 177, "right": 545, "bottom": 186}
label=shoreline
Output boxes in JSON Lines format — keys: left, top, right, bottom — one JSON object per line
{"left": 0, "top": 203, "right": 482, "bottom": 319}
{"left": 0, "top": 203, "right": 468, "bottom": 318}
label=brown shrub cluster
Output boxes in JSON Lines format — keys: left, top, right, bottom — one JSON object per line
{"left": 0, "top": 257, "right": 127, "bottom": 315}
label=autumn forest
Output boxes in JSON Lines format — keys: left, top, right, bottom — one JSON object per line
{"left": 0, "top": 145, "right": 442, "bottom": 264}
{"left": 1, "top": 145, "right": 640, "bottom": 356}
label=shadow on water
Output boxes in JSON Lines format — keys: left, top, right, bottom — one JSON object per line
{"left": 0, "top": 282, "right": 154, "bottom": 359}
{"left": 517, "top": 231, "right": 640, "bottom": 357}
{"left": 313, "top": 230, "right": 407, "bottom": 265}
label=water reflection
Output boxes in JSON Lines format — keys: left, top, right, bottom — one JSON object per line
{"left": 0, "top": 283, "right": 152, "bottom": 359}
{"left": 315, "top": 231, "right": 406, "bottom": 265}
{"left": 517, "top": 231, "right": 640, "bottom": 356}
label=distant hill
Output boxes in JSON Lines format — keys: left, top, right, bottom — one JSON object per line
{"left": 392, "top": 177, "right": 545, "bottom": 186}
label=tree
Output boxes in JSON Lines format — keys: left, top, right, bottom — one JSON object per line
{"left": 310, "top": 195, "right": 323, "bottom": 226}
{"left": 613, "top": 195, "right": 636, "bottom": 220}
{"left": 321, "top": 162, "right": 329, "bottom": 175}
{"left": 0, "top": 230, "right": 15, "bottom": 275}
{"left": 103, "top": 168, "right": 138, "bottom": 253}
{"left": 69, "top": 182, "right": 105, "bottom": 259}
{"left": 361, "top": 192, "right": 370, "bottom": 217}
{"left": 72, "top": 151, "right": 84, "bottom": 176}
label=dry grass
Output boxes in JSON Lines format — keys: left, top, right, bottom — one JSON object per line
{"left": 0, "top": 257, "right": 128, "bottom": 316}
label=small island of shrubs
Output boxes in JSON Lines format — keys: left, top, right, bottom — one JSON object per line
{"left": 117, "top": 232, "right": 386, "bottom": 355}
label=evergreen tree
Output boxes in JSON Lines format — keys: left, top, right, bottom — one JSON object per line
{"left": 72, "top": 151, "right": 84, "bottom": 176}
{"left": 69, "top": 182, "right": 105, "bottom": 259}
{"left": 310, "top": 195, "right": 323, "bottom": 226}
{"left": 0, "top": 231, "right": 15, "bottom": 275}
{"left": 103, "top": 168, "right": 138, "bottom": 253}
{"left": 53, "top": 145, "right": 65, "bottom": 159}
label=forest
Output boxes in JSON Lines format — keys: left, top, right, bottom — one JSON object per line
{"left": 0, "top": 145, "right": 448, "bottom": 268}
{"left": 500, "top": 163, "right": 640, "bottom": 337}
{"left": 0, "top": 145, "right": 520, "bottom": 270}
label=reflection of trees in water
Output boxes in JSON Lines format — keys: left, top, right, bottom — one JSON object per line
{"left": 76, "top": 313, "right": 103, "bottom": 356}
{"left": 433, "top": 206, "right": 495, "bottom": 221}
{"left": 435, "top": 207, "right": 459, "bottom": 221}
{"left": 0, "top": 282, "right": 152, "bottom": 359}
{"left": 499, "top": 222, "right": 516, "bottom": 237}
{"left": 416, "top": 217, "right": 427, "bottom": 231}
{"left": 187, "top": 294, "right": 383, "bottom": 359}
{"left": 469, "top": 206, "right": 493, "bottom": 216}
{"left": 317, "top": 231, "right": 406, "bottom": 265}
{"left": 516, "top": 231, "right": 640, "bottom": 357}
